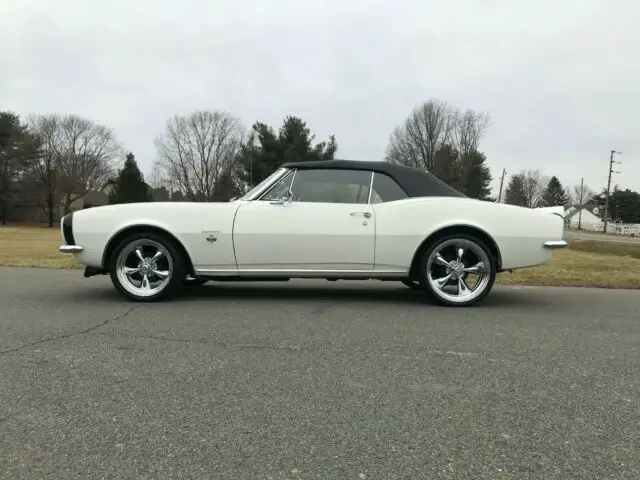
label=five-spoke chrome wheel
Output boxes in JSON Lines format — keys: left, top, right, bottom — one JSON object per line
{"left": 109, "top": 232, "right": 186, "bottom": 301}
{"left": 422, "top": 235, "right": 496, "bottom": 307}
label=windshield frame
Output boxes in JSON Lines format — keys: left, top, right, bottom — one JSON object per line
{"left": 238, "top": 168, "right": 289, "bottom": 201}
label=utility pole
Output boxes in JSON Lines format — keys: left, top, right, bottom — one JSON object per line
{"left": 603, "top": 150, "right": 622, "bottom": 233}
{"left": 577, "top": 177, "right": 584, "bottom": 230}
{"left": 497, "top": 168, "right": 506, "bottom": 203}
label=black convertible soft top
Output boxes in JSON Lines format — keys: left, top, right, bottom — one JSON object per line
{"left": 280, "top": 159, "right": 466, "bottom": 198}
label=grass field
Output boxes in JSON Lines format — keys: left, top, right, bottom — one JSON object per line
{"left": 1, "top": 224, "right": 640, "bottom": 288}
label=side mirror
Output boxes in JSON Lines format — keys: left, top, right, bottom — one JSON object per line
{"left": 229, "top": 196, "right": 238, "bottom": 202}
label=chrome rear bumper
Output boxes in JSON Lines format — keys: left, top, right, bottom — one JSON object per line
{"left": 543, "top": 240, "right": 568, "bottom": 249}
{"left": 59, "top": 245, "right": 83, "bottom": 253}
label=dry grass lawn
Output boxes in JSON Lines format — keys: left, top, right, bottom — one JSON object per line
{"left": 1, "top": 224, "right": 639, "bottom": 288}
{"left": 0, "top": 223, "right": 82, "bottom": 269}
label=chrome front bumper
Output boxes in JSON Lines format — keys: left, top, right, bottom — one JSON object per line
{"left": 543, "top": 240, "right": 568, "bottom": 249}
{"left": 59, "top": 212, "right": 83, "bottom": 253}
{"left": 59, "top": 245, "right": 84, "bottom": 253}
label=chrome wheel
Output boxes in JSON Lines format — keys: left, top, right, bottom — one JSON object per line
{"left": 115, "top": 239, "right": 174, "bottom": 298}
{"left": 424, "top": 237, "right": 493, "bottom": 305}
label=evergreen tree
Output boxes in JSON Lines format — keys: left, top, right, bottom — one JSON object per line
{"left": 504, "top": 173, "right": 527, "bottom": 206}
{"left": 238, "top": 115, "right": 337, "bottom": 186}
{"left": 108, "top": 153, "right": 152, "bottom": 204}
{"left": 541, "top": 176, "right": 569, "bottom": 207}
{"left": 590, "top": 186, "right": 640, "bottom": 223}
{"left": 430, "top": 146, "right": 492, "bottom": 200}
{"left": 459, "top": 150, "right": 492, "bottom": 200}
{"left": 432, "top": 144, "right": 460, "bottom": 189}
{"left": 0, "top": 112, "right": 40, "bottom": 225}
{"left": 211, "top": 168, "right": 243, "bottom": 201}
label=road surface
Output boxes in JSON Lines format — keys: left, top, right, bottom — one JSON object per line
{"left": 1, "top": 267, "right": 640, "bottom": 479}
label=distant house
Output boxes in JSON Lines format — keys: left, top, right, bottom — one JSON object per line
{"left": 10, "top": 180, "right": 171, "bottom": 223}
{"left": 564, "top": 205, "right": 602, "bottom": 229}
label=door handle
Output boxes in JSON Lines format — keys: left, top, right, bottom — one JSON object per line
{"left": 350, "top": 212, "right": 371, "bottom": 218}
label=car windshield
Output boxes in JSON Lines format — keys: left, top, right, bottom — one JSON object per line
{"left": 239, "top": 168, "right": 286, "bottom": 200}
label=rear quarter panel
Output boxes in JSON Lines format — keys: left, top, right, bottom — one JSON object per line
{"left": 69, "top": 202, "right": 240, "bottom": 271}
{"left": 372, "top": 197, "right": 564, "bottom": 271}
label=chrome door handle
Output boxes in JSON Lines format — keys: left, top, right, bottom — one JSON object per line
{"left": 350, "top": 212, "right": 371, "bottom": 218}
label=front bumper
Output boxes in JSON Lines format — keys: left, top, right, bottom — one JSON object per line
{"left": 543, "top": 240, "right": 568, "bottom": 249}
{"left": 59, "top": 213, "right": 83, "bottom": 253}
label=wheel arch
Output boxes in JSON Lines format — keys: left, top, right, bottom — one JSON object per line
{"left": 408, "top": 224, "right": 503, "bottom": 278}
{"left": 102, "top": 224, "right": 196, "bottom": 275}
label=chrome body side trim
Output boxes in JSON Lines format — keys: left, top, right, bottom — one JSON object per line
{"left": 543, "top": 240, "right": 568, "bottom": 249}
{"left": 193, "top": 268, "right": 408, "bottom": 278}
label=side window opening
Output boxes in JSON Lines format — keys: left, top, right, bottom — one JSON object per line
{"left": 370, "top": 173, "right": 408, "bottom": 203}
{"left": 290, "top": 169, "right": 372, "bottom": 204}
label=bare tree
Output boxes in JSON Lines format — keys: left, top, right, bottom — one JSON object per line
{"left": 147, "top": 160, "right": 169, "bottom": 189}
{"left": 385, "top": 99, "right": 457, "bottom": 170}
{"left": 451, "top": 109, "right": 491, "bottom": 156}
{"left": 451, "top": 108, "right": 491, "bottom": 191}
{"left": 520, "top": 169, "right": 548, "bottom": 208}
{"left": 567, "top": 183, "right": 596, "bottom": 207}
{"left": 28, "top": 113, "right": 122, "bottom": 217}
{"left": 154, "top": 110, "right": 245, "bottom": 201}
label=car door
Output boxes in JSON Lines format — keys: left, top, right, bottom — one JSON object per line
{"left": 232, "top": 168, "right": 376, "bottom": 272}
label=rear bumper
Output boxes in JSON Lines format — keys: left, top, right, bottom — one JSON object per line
{"left": 59, "top": 245, "right": 84, "bottom": 253}
{"left": 543, "top": 240, "right": 568, "bottom": 249}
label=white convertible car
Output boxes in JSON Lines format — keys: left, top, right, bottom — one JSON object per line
{"left": 59, "top": 160, "right": 567, "bottom": 307}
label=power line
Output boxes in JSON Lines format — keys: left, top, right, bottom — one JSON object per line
{"left": 497, "top": 168, "right": 506, "bottom": 203}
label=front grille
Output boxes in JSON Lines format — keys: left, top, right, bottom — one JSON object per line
{"left": 61, "top": 214, "right": 75, "bottom": 245}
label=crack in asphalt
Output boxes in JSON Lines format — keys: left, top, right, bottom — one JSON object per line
{"left": 91, "top": 332, "right": 484, "bottom": 358}
{"left": 94, "top": 332, "right": 309, "bottom": 351}
{"left": 0, "top": 305, "right": 141, "bottom": 356}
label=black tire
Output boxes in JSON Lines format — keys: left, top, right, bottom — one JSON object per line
{"left": 184, "top": 276, "right": 209, "bottom": 286}
{"left": 108, "top": 231, "right": 186, "bottom": 302}
{"left": 419, "top": 233, "right": 496, "bottom": 307}
{"left": 401, "top": 279, "right": 424, "bottom": 290}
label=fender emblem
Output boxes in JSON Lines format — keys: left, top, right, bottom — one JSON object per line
{"left": 202, "top": 231, "right": 219, "bottom": 244}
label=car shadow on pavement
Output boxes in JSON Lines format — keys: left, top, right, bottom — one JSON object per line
{"left": 55, "top": 279, "right": 548, "bottom": 308}
{"left": 169, "top": 281, "right": 548, "bottom": 308}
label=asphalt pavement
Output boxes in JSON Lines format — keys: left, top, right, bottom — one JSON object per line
{"left": 1, "top": 267, "right": 640, "bottom": 479}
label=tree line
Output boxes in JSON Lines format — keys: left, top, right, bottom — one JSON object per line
{"left": 1, "top": 99, "right": 638, "bottom": 227}
{"left": 503, "top": 169, "right": 640, "bottom": 224}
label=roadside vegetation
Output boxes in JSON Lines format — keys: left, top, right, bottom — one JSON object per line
{"left": 2, "top": 224, "right": 639, "bottom": 288}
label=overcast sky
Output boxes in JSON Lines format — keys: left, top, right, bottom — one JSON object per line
{"left": 2, "top": 0, "right": 638, "bottom": 197}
